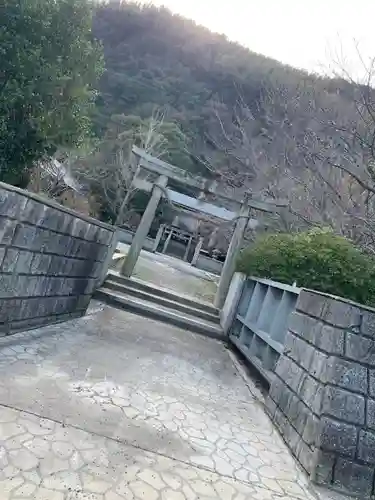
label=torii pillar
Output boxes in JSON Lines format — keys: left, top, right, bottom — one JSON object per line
{"left": 121, "top": 175, "right": 168, "bottom": 277}
{"left": 214, "top": 202, "right": 250, "bottom": 309}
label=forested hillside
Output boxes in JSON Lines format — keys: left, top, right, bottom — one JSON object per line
{"left": 90, "top": 2, "right": 375, "bottom": 250}
{"left": 3, "top": 0, "right": 375, "bottom": 251}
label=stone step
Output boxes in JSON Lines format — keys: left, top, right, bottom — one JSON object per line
{"left": 104, "top": 279, "right": 220, "bottom": 325}
{"left": 95, "top": 287, "right": 225, "bottom": 341}
{"left": 106, "top": 271, "right": 218, "bottom": 315}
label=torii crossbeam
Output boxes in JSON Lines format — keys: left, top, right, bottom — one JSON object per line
{"left": 121, "top": 146, "right": 286, "bottom": 308}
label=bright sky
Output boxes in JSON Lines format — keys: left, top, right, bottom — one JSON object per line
{"left": 142, "top": 0, "right": 375, "bottom": 79}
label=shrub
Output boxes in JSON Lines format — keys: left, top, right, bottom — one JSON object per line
{"left": 237, "top": 229, "right": 375, "bottom": 306}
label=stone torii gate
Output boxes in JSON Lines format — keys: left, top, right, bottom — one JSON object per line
{"left": 121, "top": 146, "right": 286, "bottom": 308}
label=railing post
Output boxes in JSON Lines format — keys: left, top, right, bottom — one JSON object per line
{"left": 152, "top": 223, "right": 165, "bottom": 253}
{"left": 214, "top": 203, "right": 250, "bottom": 309}
{"left": 191, "top": 237, "right": 203, "bottom": 266}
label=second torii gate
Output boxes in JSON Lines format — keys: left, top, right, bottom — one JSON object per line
{"left": 121, "top": 146, "right": 286, "bottom": 308}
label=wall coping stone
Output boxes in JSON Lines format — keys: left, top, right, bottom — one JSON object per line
{"left": 300, "top": 287, "right": 375, "bottom": 315}
{"left": 0, "top": 182, "right": 115, "bottom": 232}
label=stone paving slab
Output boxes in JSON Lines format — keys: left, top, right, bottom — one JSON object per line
{"left": 0, "top": 405, "right": 313, "bottom": 500}
{"left": 0, "top": 305, "right": 343, "bottom": 499}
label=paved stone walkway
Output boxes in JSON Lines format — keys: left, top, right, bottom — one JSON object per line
{"left": 115, "top": 242, "right": 218, "bottom": 302}
{"left": 0, "top": 305, "right": 344, "bottom": 499}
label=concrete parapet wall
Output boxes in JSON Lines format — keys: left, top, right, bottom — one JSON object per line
{"left": 266, "top": 288, "right": 375, "bottom": 497}
{"left": 0, "top": 183, "right": 116, "bottom": 335}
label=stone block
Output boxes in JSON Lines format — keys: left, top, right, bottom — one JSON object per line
{"left": 311, "top": 451, "right": 335, "bottom": 485}
{"left": 0, "top": 190, "right": 27, "bottom": 218}
{"left": 329, "top": 358, "right": 368, "bottom": 395}
{"left": 299, "top": 375, "right": 321, "bottom": 412}
{"left": 319, "top": 417, "right": 358, "bottom": 457}
{"left": 66, "top": 296, "right": 80, "bottom": 312}
{"left": 283, "top": 331, "right": 314, "bottom": 370}
{"left": 75, "top": 241, "right": 87, "bottom": 259}
{"left": 333, "top": 458, "right": 374, "bottom": 496}
{"left": 275, "top": 355, "right": 306, "bottom": 393}
{"left": 67, "top": 259, "right": 84, "bottom": 278}
{"left": 21, "top": 199, "right": 46, "bottom": 225}
{"left": 302, "top": 413, "right": 320, "bottom": 446}
{"left": 295, "top": 438, "right": 315, "bottom": 473}
{"left": 85, "top": 224, "right": 99, "bottom": 241}
{"left": 309, "top": 349, "right": 329, "bottom": 381}
{"left": 276, "top": 382, "right": 294, "bottom": 415}
{"left": 1, "top": 248, "right": 19, "bottom": 272}
{"left": 32, "top": 277, "right": 49, "bottom": 297}
{"left": 265, "top": 396, "right": 277, "bottom": 418}
{"left": 95, "top": 244, "right": 109, "bottom": 263}
{"left": 2, "top": 299, "right": 19, "bottom": 321}
{"left": 346, "top": 332, "right": 375, "bottom": 366}
{"left": 296, "top": 290, "right": 328, "bottom": 318}
{"left": 68, "top": 239, "right": 81, "bottom": 258}
{"left": 76, "top": 294, "right": 91, "bottom": 311}
{"left": 288, "top": 397, "right": 312, "bottom": 435}
{"left": 71, "top": 218, "right": 87, "bottom": 239}
{"left": 0, "top": 247, "right": 5, "bottom": 267}
{"left": 84, "top": 279, "right": 96, "bottom": 295}
{"left": 287, "top": 425, "right": 302, "bottom": 456}
{"left": 63, "top": 278, "right": 76, "bottom": 296}
{"left": 69, "top": 279, "right": 85, "bottom": 296}
{"left": 322, "top": 386, "right": 365, "bottom": 425}
{"left": 274, "top": 409, "right": 300, "bottom": 453}
{"left": 43, "top": 231, "right": 61, "bottom": 254}
{"left": 0, "top": 275, "right": 18, "bottom": 298}
{"left": 18, "top": 299, "right": 37, "bottom": 320}
{"left": 21, "top": 276, "right": 42, "bottom": 297}
{"left": 73, "top": 259, "right": 87, "bottom": 277}
{"left": 315, "top": 325, "right": 344, "bottom": 355}
{"left": 360, "top": 309, "right": 375, "bottom": 339}
{"left": 90, "top": 260, "right": 103, "bottom": 279}
{"left": 13, "top": 224, "right": 39, "bottom": 249}
{"left": 322, "top": 297, "right": 362, "bottom": 330}
{"left": 30, "top": 254, "right": 52, "bottom": 275}
{"left": 358, "top": 429, "right": 375, "bottom": 463}
{"left": 370, "top": 370, "right": 375, "bottom": 398}
{"left": 60, "top": 214, "right": 74, "bottom": 235}
{"left": 16, "top": 250, "right": 34, "bottom": 274}
{"left": 48, "top": 255, "right": 63, "bottom": 276}
{"left": 0, "top": 298, "right": 15, "bottom": 323}
{"left": 38, "top": 207, "right": 60, "bottom": 232}
{"left": 269, "top": 375, "right": 287, "bottom": 406}
{"left": 57, "top": 234, "right": 72, "bottom": 255}
{"left": 288, "top": 312, "right": 322, "bottom": 344}
{"left": 0, "top": 217, "right": 17, "bottom": 244}
{"left": 366, "top": 399, "right": 375, "bottom": 430}
{"left": 45, "top": 278, "right": 63, "bottom": 296}
{"left": 36, "top": 298, "right": 54, "bottom": 318}
{"left": 54, "top": 297, "right": 70, "bottom": 315}
{"left": 97, "top": 227, "right": 111, "bottom": 245}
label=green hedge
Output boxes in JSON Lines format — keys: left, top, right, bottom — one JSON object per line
{"left": 237, "top": 229, "right": 375, "bottom": 306}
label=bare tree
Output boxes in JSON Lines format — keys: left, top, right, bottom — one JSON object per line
{"left": 29, "top": 158, "right": 82, "bottom": 198}
{"left": 297, "top": 46, "right": 375, "bottom": 250}
{"left": 69, "top": 107, "right": 173, "bottom": 226}
{"left": 200, "top": 81, "right": 375, "bottom": 249}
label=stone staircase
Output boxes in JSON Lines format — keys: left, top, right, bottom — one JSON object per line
{"left": 95, "top": 271, "right": 224, "bottom": 339}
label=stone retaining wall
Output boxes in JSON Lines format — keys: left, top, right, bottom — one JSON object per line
{"left": 266, "top": 288, "right": 375, "bottom": 497}
{"left": 0, "top": 183, "right": 116, "bottom": 335}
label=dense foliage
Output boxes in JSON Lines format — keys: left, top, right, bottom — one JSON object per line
{"left": 0, "top": 0, "right": 103, "bottom": 186}
{"left": 2, "top": 0, "right": 375, "bottom": 251}
{"left": 91, "top": 2, "right": 375, "bottom": 248}
{"left": 237, "top": 230, "right": 375, "bottom": 306}
{"left": 92, "top": 2, "right": 310, "bottom": 157}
